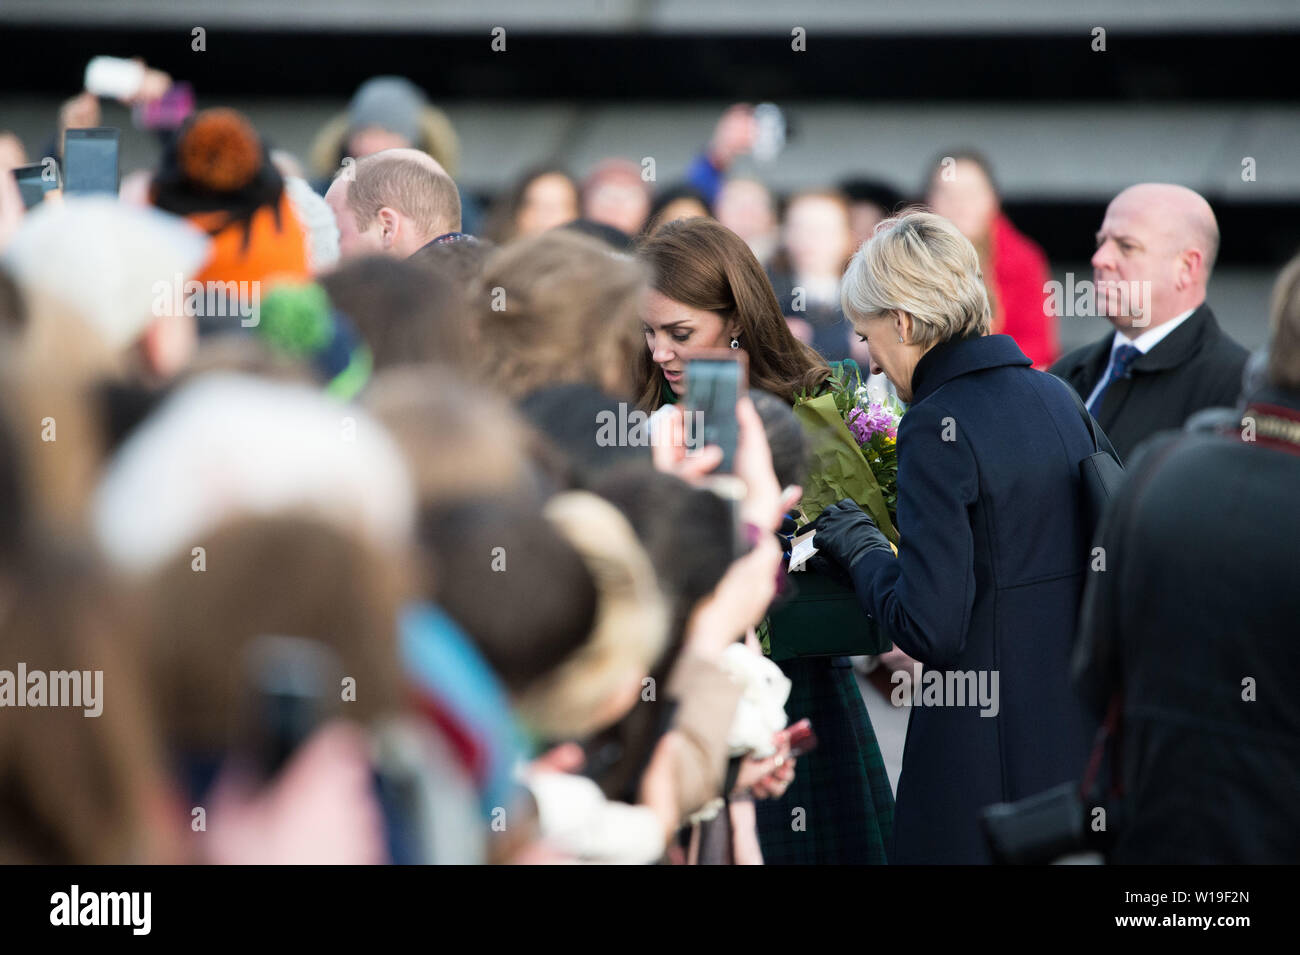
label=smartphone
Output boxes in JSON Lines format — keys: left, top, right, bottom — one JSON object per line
{"left": 684, "top": 350, "right": 747, "bottom": 474}
{"left": 786, "top": 718, "right": 818, "bottom": 758}
{"left": 11, "top": 163, "right": 58, "bottom": 209}
{"left": 752, "top": 103, "right": 788, "bottom": 164}
{"left": 243, "top": 634, "right": 343, "bottom": 781}
{"left": 62, "top": 127, "right": 120, "bottom": 196}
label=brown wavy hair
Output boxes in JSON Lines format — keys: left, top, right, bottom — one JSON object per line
{"left": 634, "top": 218, "right": 830, "bottom": 411}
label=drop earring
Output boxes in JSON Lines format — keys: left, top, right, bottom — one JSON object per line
{"left": 730, "top": 337, "right": 740, "bottom": 349}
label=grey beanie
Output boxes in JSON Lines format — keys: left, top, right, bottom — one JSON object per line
{"left": 347, "top": 76, "right": 426, "bottom": 145}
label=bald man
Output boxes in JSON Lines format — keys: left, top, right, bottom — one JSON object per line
{"left": 1050, "top": 183, "right": 1248, "bottom": 460}
{"left": 325, "top": 147, "right": 466, "bottom": 260}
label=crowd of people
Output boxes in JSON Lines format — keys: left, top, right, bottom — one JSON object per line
{"left": 0, "top": 69, "right": 1296, "bottom": 865}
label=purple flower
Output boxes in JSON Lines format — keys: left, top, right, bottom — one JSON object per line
{"left": 848, "top": 401, "right": 898, "bottom": 446}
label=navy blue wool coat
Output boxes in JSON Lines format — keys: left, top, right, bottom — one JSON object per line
{"left": 849, "top": 334, "right": 1098, "bottom": 864}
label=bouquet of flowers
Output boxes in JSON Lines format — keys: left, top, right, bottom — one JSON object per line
{"left": 791, "top": 360, "right": 902, "bottom": 544}
{"left": 766, "top": 359, "right": 902, "bottom": 660}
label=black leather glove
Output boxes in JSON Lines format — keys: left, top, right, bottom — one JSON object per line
{"left": 810, "top": 498, "right": 893, "bottom": 572}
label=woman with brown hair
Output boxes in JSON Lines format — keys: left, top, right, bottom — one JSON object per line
{"left": 635, "top": 217, "right": 895, "bottom": 865}
{"left": 635, "top": 217, "right": 832, "bottom": 411}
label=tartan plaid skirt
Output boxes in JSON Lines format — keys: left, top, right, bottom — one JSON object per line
{"left": 755, "top": 655, "right": 894, "bottom": 864}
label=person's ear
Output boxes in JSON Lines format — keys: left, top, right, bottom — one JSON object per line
{"left": 1180, "top": 248, "right": 1203, "bottom": 290}
{"left": 894, "top": 310, "right": 913, "bottom": 344}
{"left": 376, "top": 207, "right": 400, "bottom": 249}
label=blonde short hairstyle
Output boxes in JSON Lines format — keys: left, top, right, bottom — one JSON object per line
{"left": 841, "top": 210, "right": 991, "bottom": 349}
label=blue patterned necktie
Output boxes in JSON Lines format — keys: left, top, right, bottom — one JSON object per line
{"left": 1087, "top": 343, "right": 1141, "bottom": 417}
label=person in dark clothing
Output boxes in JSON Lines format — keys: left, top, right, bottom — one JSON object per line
{"left": 813, "top": 211, "right": 1097, "bottom": 864}
{"left": 1049, "top": 183, "right": 1248, "bottom": 461}
{"left": 1072, "top": 253, "right": 1300, "bottom": 864}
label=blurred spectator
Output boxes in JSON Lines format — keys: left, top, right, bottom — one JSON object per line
{"left": 319, "top": 255, "right": 466, "bottom": 372}
{"left": 140, "top": 516, "right": 414, "bottom": 864}
{"left": 90, "top": 373, "right": 414, "bottom": 574}
{"left": 309, "top": 76, "right": 460, "bottom": 183}
{"left": 715, "top": 177, "right": 780, "bottom": 268}
{"left": 473, "top": 229, "right": 646, "bottom": 400}
{"left": 484, "top": 166, "right": 580, "bottom": 243}
{"left": 581, "top": 159, "right": 652, "bottom": 238}
{"left": 925, "top": 151, "right": 1059, "bottom": 367}
{"left": 1050, "top": 183, "right": 1248, "bottom": 460}
{"left": 151, "top": 108, "right": 311, "bottom": 326}
{"left": 324, "top": 148, "right": 464, "bottom": 260}
{"left": 840, "top": 177, "right": 904, "bottom": 251}
{"left": 684, "top": 104, "right": 760, "bottom": 207}
{"left": 646, "top": 184, "right": 711, "bottom": 235}
{"left": 768, "top": 188, "right": 857, "bottom": 362}
{"left": 3, "top": 196, "right": 209, "bottom": 384}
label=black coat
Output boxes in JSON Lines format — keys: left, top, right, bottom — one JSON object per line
{"left": 1049, "top": 304, "right": 1248, "bottom": 462}
{"left": 847, "top": 334, "right": 1097, "bottom": 863}
{"left": 1073, "top": 385, "right": 1300, "bottom": 863}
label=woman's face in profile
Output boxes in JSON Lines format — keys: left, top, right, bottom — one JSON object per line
{"left": 641, "top": 288, "right": 733, "bottom": 397}
{"left": 852, "top": 310, "right": 917, "bottom": 402}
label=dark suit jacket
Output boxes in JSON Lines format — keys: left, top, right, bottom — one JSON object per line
{"left": 848, "top": 334, "right": 1097, "bottom": 863}
{"left": 1048, "top": 304, "right": 1248, "bottom": 462}
{"left": 1073, "top": 386, "right": 1300, "bottom": 863}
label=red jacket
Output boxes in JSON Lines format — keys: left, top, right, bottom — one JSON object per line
{"left": 991, "top": 214, "right": 1059, "bottom": 368}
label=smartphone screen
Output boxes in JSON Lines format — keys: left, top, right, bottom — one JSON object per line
{"left": 62, "top": 127, "right": 120, "bottom": 196}
{"left": 684, "top": 353, "right": 746, "bottom": 473}
{"left": 11, "top": 163, "right": 57, "bottom": 209}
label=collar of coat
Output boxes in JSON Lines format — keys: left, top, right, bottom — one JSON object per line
{"left": 1068, "top": 302, "right": 1221, "bottom": 385}
{"left": 910, "top": 333, "right": 1032, "bottom": 403}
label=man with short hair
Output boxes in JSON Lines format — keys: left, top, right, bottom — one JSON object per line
{"left": 1050, "top": 182, "right": 1247, "bottom": 460}
{"left": 325, "top": 147, "right": 465, "bottom": 261}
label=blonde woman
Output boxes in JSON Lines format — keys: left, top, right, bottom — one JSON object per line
{"left": 812, "top": 212, "right": 1098, "bottom": 864}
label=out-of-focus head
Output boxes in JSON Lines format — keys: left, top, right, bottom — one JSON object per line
{"left": 1265, "top": 252, "right": 1300, "bottom": 394}
{"left": 925, "top": 151, "right": 1000, "bottom": 244}
{"left": 365, "top": 366, "right": 537, "bottom": 509}
{"left": 635, "top": 217, "right": 830, "bottom": 407}
{"left": 841, "top": 211, "right": 991, "bottom": 402}
{"left": 782, "top": 189, "right": 854, "bottom": 278}
{"left": 516, "top": 491, "right": 668, "bottom": 739}
{"left": 581, "top": 159, "right": 652, "bottom": 237}
{"left": 715, "top": 177, "right": 777, "bottom": 246}
{"left": 646, "top": 185, "right": 710, "bottom": 235}
{"left": 1092, "top": 182, "right": 1218, "bottom": 332}
{"left": 92, "top": 372, "right": 415, "bottom": 574}
{"left": 325, "top": 148, "right": 460, "bottom": 260}
{"left": 508, "top": 168, "right": 580, "bottom": 240}
{"left": 346, "top": 76, "right": 427, "bottom": 156}
{"left": 473, "top": 229, "right": 646, "bottom": 401}
{"left": 319, "top": 254, "right": 465, "bottom": 372}
{"left": 841, "top": 178, "right": 904, "bottom": 250}
{"left": 2, "top": 196, "right": 210, "bottom": 381}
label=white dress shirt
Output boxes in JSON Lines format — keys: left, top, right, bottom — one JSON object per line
{"left": 1084, "top": 306, "right": 1198, "bottom": 411}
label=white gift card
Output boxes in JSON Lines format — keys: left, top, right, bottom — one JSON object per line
{"left": 788, "top": 528, "right": 818, "bottom": 573}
